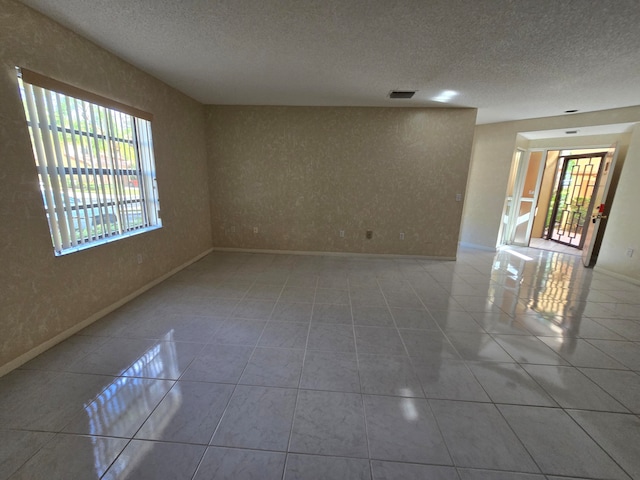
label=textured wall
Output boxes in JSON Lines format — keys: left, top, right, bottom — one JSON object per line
{"left": 206, "top": 106, "right": 477, "bottom": 257}
{"left": 0, "top": 0, "right": 211, "bottom": 369}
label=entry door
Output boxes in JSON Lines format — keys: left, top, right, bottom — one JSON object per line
{"left": 582, "top": 145, "right": 618, "bottom": 267}
{"left": 547, "top": 152, "right": 606, "bottom": 248}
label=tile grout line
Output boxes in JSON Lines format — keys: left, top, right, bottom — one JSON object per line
{"left": 191, "top": 261, "right": 264, "bottom": 479}
{"left": 183, "top": 258, "right": 255, "bottom": 480}
{"left": 387, "top": 268, "right": 460, "bottom": 471}
{"left": 344, "top": 274, "right": 375, "bottom": 477}
{"left": 283, "top": 273, "right": 318, "bottom": 477}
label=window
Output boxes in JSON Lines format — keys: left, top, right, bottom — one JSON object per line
{"left": 17, "top": 68, "right": 161, "bottom": 256}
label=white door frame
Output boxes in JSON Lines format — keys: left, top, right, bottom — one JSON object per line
{"left": 501, "top": 148, "right": 547, "bottom": 247}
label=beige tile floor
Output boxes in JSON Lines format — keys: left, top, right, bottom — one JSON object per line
{"left": 529, "top": 237, "right": 581, "bottom": 256}
{"left": 1, "top": 246, "right": 639, "bottom": 479}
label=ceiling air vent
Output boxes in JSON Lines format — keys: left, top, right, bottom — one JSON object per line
{"left": 389, "top": 90, "right": 416, "bottom": 99}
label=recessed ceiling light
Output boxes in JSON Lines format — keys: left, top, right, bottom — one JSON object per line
{"left": 389, "top": 90, "right": 416, "bottom": 99}
{"left": 432, "top": 90, "right": 458, "bottom": 103}
{"left": 564, "top": 109, "right": 579, "bottom": 113}
{"left": 565, "top": 130, "right": 578, "bottom": 134}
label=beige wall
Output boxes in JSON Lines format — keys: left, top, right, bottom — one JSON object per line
{"left": 206, "top": 106, "right": 477, "bottom": 257}
{"left": 0, "top": 0, "right": 212, "bottom": 370}
{"left": 596, "top": 124, "right": 640, "bottom": 283}
{"left": 461, "top": 107, "right": 640, "bottom": 251}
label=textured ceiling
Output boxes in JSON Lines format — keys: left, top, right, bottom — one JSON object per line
{"left": 18, "top": 0, "right": 640, "bottom": 124}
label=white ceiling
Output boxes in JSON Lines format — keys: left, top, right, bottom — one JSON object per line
{"left": 520, "top": 122, "right": 637, "bottom": 140}
{"left": 19, "top": 0, "right": 640, "bottom": 124}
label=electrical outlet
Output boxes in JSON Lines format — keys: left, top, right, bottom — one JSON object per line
{"left": 136, "top": 253, "right": 143, "bottom": 264}
{"left": 230, "top": 226, "right": 236, "bottom": 233}
{"left": 455, "top": 193, "right": 462, "bottom": 202}
{"left": 366, "top": 230, "right": 373, "bottom": 239}
{"left": 253, "top": 226, "right": 259, "bottom": 234}
{"left": 399, "top": 232, "right": 405, "bottom": 240}
{"left": 627, "top": 248, "right": 634, "bottom": 258}
{"left": 339, "top": 230, "right": 345, "bottom": 238}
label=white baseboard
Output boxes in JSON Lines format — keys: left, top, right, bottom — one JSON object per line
{"left": 0, "top": 248, "right": 213, "bottom": 378}
{"left": 458, "top": 242, "right": 498, "bottom": 252}
{"left": 593, "top": 266, "right": 640, "bottom": 287}
{"left": 211, "top": 247, "right": 455, "bottom": 261}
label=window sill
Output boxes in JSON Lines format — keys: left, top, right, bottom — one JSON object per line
{"left": 54, "top": 224, "right": 162, "bottom": 257}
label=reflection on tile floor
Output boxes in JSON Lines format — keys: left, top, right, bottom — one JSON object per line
{"left": 1, "top": 246, "right": 640, "bottom": 479}
{"left": 529, "top": 237, "right": 582, "bottom": 256}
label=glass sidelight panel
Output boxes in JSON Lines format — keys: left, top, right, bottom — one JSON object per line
{"left": 501, "top": 150, "right": 545, "bottom": 247}
{"left": 500, "top": 149, "right": 525, "bottom": 246}
{"left": 513, "top": 201, "right": 534, "bottom": 244}
{"left": 522, "top": 152, "right": 544, "bottom": 200}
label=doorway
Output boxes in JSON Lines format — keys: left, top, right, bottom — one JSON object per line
{"left": 500, "top": 146, "right": 615, "bottom": 258}
{"left": 545, "top": 152, "right": 606, "bottom": 249}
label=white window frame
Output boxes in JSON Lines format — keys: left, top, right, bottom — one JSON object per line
{"left": 17, "top": 68, "right": 161, "bottom": 256}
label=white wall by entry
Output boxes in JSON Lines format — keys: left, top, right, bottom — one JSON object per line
{"left": 596, "top": 123, "right": 640, "bottom": 284}
{"left": 461, "top": 106, "right": 640, "bottom": 256}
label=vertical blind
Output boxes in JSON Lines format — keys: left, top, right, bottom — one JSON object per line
{"left": 18, "top": 68, "right": 161, "bottom": 255}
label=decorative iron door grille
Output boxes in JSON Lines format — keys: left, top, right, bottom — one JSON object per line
{"left": 547, "top": 153, "right": 606, "bottom": 249}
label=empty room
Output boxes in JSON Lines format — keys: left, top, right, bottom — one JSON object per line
{"left": 1, "top": 1, "right": 640, "bottom": 479}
